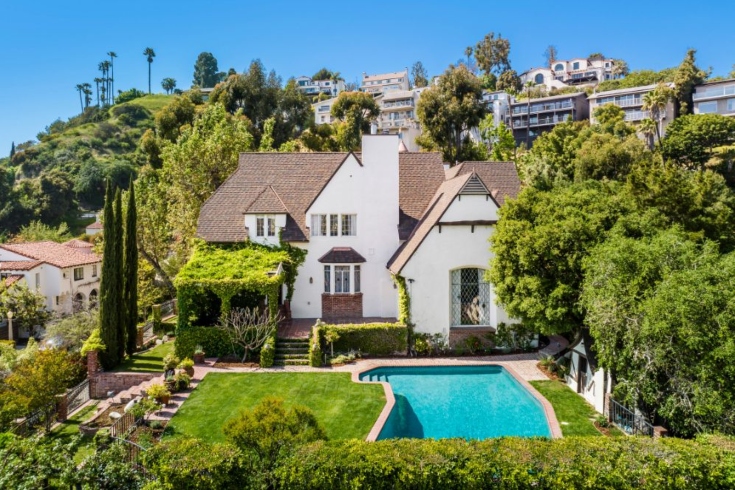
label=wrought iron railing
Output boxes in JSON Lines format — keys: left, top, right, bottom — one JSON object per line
{"left": 112, "top": 437, "right": 154, "bottom": 481}
{"left": 159, "top": 299, "right": 177, "bottom": 319}
{"left": 66, "top": 379, "right": 90, "bottom": 414}
{"left": 109, "top": 411, "right": 137, "bottom": 438}
{"left": 10, "top": 402, "right": 56, "bottom": 435}
{"left": 609, "top": 398, "right": 654, "bottom": 436}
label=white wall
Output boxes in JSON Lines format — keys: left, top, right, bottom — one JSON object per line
{"left": 400, "top": 194, "right": 513, "bottom": 335}
{"left": 566, "top": 339, "right": 610, "bottom": 414}
{"left": 290, "top": 135, "right": 401, "bottom": 319}
{"left": 244, "top": 214, "right": 287, "bottom": 247}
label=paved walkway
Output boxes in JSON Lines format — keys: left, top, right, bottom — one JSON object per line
{"left": 90, "top": 334, "right": 569, "bottom": 426}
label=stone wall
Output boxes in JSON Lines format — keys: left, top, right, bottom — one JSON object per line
{"left": 90, "top": 372, "right": 160, "bottom": 399}
{"left": 322, "top": 293, "right": 363, "bottom": 320}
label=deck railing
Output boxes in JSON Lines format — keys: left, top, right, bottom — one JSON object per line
{"left": 609, "top": 398, "right": 654, "bottom": 436}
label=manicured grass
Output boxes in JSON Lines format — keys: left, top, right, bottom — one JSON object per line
{"left": 49, "top": 402, "right": 99, "bottom": 463}
{"left": 530, "top": 380, "right": 622, "bottom": 437}
{"left": 167, "top": 373, "right": 386, "bottom": 443}
{"left": 113, "top": 341, "right": 174, "bottom": 372}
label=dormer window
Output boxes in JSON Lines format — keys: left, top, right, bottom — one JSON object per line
{"left": 256, "top": 215, "right": 277, "bottom": 237}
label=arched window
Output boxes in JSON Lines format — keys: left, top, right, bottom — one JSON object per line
{"left": 534, "top": 73, "right": 544, "bottom": 85}
{"left": 451, "top": 268, "right": 490, "bottom": 326}
{"left": 554, "top": 63, "right": 564, "bottom": 72}
{"left": 89, "top": 290, "right": 98, "bottom": 309}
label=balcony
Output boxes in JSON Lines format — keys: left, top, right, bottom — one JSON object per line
{"left": 693, "top": 85, "right": 735, "bottom": 101}
{"left": 624, "top": 110, "right": 651, "bottom": 122}
{"left": 512, "top": 100, "right": 574, "bottom": 115}
{"left": 511, "top": 113, "right": 571, "bottom": 128}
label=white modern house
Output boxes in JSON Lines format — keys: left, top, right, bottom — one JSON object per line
{"left": 295, "top": 76, "right": 345, "bottom": 97}
{"left": 375, "top": 87, "right": 428, "bottom": 152}
{"left": 361, "top": 70, "right": 410, "bottom": 95}
{"left": 312, "top": 97, "right": 339, "bottom": 126}
{"left": 692, "top": 79, "right": 735, "bottom": 117}
{"left": 197, "top": 135, "right": 520, "bottom": 340}
{"left": 0, "top": 240, "right": 102, "bottom": 320}
{"left": 588, "top": 83, "right": 676, "bottom": 138}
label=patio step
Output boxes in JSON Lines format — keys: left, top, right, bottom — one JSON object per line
{"left": 275, "top": 358, "right": 310, "bottom": 366}
{"left": 275, "top": 353, "right": 309, "bottom": 360}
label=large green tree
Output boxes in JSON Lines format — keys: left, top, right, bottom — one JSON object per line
{"left": 411, "top": 61, "right": 428, "bottom": 88}
{"left": 662, "top": 113, "right": 735, "bottom": 177}
{"left": 330, "top": 91, "right": 380, "bottom": 151}
{"left": 124, "top": 181, "right": 138, "bottom": 356}
{"left": 415, "top": 64, "right": 486, "bottom": 164}
{"left": 473, "top": 32, "right": 511, "bottom": 75}
{"left": 113, "top": 188, "right": 125, "bottom": 361}
{"left": 489, "top": 181, "right": 633, "bottom": 335}
{"left": 193, "top": 52, "right": 225, "bottom": 88}
{"left": 161, "top": 77, "right": 177, "bottom": 94}
{"left": 673, "top": 49, "right": 706, "bottom": 115}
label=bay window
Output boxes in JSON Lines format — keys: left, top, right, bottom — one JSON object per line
{"left": 323, "top": 264, "right": 362, "bottom": 294}
{"left": 335, "top": 266, "right": 350, "bottom": 293}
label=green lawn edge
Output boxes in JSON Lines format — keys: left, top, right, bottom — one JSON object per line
{"left": 113, "top": 341, "right": 174, "bottom": 373}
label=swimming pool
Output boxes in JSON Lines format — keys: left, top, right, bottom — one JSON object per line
{"left": 359, "top": 365, "right": 552, "bottom": 440}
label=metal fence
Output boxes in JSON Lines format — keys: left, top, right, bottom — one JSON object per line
{"left": 609, "top": 398, "right": 654, "bottom": 436}
{"left": 141, "top": 320, "right": 155, "bottom": 343}
{"left": 66, "top": 379, "right": 90, "bottom": 414}
{"left": 10, "top": 402, "right": 56, "bottom": 435}
{"left": 112, "top": 437, "right": 153, "bottom": 481}
{"left": 109, "top": 411, "right": 137, "bottom": 438}
{"left": 159, "top": 299, "right": 177, "bottom": 319}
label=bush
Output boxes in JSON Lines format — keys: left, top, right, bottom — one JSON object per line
{"left": 276, "top": 437, "right": 735, "bottom": 489}
{"left": 146, "top": 384, "right": 171, "bottom": 403}
{"left": 494, "top": 322, "right": 536, "bottom": 351}
{"left": 411, "top": 332, "right": 447, "bottom": 356}
{"left": 259, "top": 330, "right": 276, "bottom": 368}
{"left": 175, "top": 326, "right": 232, "bottom": 358}
{"left": 143, "top": 438, "right": 246, "bottom": 490}
{"left": 174, "top": 372, "right": 191, "bottom": 391}
{"left": 309, "top": 326, "right": 322, "bottom": 367}
{"left": 320, "top": 323, "right": 407, "bottom": 356}
{"left": 162, "top": 354, "right": 180, "bottom": 371}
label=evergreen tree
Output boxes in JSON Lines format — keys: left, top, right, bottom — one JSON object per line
{"left": 99, "top": 182, "right": 119, "bottom": 368}
{"left": 114, "top": 189, "right": 125, "bottom": 362}
{"left": 9, "top": 142, "right": 14, "bottom": 158}
{"left": 124, "top": 182, "right": 138, "bottom": 356}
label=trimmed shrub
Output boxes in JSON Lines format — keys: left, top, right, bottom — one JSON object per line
{"left": 259, "top": 329, "right": 276, "bottom": 368}
{"left": 175, "top": 327, "right": 232, "bottom": 358}
{"left": 309, "top": 326, "right": 323, "bottom": 367}
{"left": 320, "top": 323, "right": 407, "bottom": 356}
{"left": 275, "top": 437, "right": 735, "bottom": 489}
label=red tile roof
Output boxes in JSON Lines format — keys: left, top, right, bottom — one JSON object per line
{"left": 0, "top": 260, "right": 43, "bottom": 271}
{"left": 87, "top": 221, "right": 103, "bottom": 230}
{"left": 0, "top": 241, "right": 101, "bottom": 269}
{"left": 63, "top": 239, "right": 94, "bottom": 249}
{"left": 3, "top": 275, "right": 23, "bottom": 287}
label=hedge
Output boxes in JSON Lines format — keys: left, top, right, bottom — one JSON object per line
{"left": 260, "top": 329, "right": 276, "bottom": 368}
{"left": 275, "top": 437, "right": 735, "bottom": 490}
{"left": 309, "top": 326, "right": 322, "bottom": 367}
{"left": 319, "top": 323, "right": 407, "bottom": 356}
{"left": 175, "top": 327, "right": 232, "bottom": 358}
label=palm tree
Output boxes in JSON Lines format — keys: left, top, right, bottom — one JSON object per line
{"left": 161, "top": 77, "right": 176, "bottom": 94}
{"left": 107, "top": 52, "right": 117, "bottom": 104}
{"left": 144, "top": 47, "right": 156, "bottom": 94}
{"left": 75, "top": 84, "right": 85, "bottom": 113}
{"left": 82, "top": 83, "right": 92, "bottom": 109}
{"left": 639, "top": 118, "right": 657, "bottom": 151}
{"left": 94, "top": 77, "right": 103, "bottom": 106}
{"left": 642, "top": 83, "right": 674, "bottom": 148}
{"left": 465, "top": 46, "right": 473, "bottom": 68}
{"left": 98, "top": 61, "right": 110, "bottom": 105}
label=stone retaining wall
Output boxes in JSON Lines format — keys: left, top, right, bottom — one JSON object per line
{"left": 91, "top": 372, "right": 160, "bottom": 399}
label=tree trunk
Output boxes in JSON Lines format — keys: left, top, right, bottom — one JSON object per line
{"left": 139, "top": 248, "right": 176, "bottom": 296}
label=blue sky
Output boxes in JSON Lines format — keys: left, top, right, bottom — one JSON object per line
{"left": 1, "top": 0, "right": 733, "bottom": 154}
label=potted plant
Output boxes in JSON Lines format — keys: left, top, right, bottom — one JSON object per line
{"left": 174, "top": 372, "right": 191, "bottom": 391}
{"left": 165, "top": 374, "right": 176, "bottom": 392}
{"left": 147, "top": 383, "right": 171, "bottom": 405}
{"left": 163, "top": 353, "right": 180, "bottom": 372}
{"left": 178, "top": 358, "right": 195, "bottom": 377}
{"left": 193, "top": 345, "right": 206, "bottom": 364}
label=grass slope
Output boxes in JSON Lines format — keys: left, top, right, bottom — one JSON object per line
{"left": 530, "top": 379, "right": 622, "bottom": 437}
{"left": 49, "top": 401, "right": 99, "bottom": 463}
{"left": 167, "top": 372, "right": 386, "bottom": 443}
{"left": 113, "top": 341, "right": 174, "bottom": 373}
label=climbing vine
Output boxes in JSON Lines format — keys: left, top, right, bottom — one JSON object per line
{"left": 393, "top": 274, "right": 411, "bottom": 326}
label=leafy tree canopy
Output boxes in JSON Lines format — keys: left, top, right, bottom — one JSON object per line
{"left": 193, "top": 52, "right": 225, "bottom": 88}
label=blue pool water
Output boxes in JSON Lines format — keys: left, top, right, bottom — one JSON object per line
{"left": 359, "top": 365, "right": 551, "bottom": 440}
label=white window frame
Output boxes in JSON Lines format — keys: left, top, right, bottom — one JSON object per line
{"left": 341, "top": 214, "right": 356, "bottom": 236}
{"left": 334, "top": 266, "right": 351, "bottom": 293}
{"left": 698, "top": 101, "right": 718, "bottom": 114}
{"left": 267, "top": 216, "right": 276, "bottom": 237}
{"left": 323, "top": 264, "right": 361, "bottom": 294}
{"left": 256, "top": 216, "right": 265, "bottom": 237}
{"left": 728, "top": 98, "right": 735, "bottom": 112}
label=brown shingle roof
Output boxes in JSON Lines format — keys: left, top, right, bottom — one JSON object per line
{"left": 0, "top": 241, "right": 101, "bottom": 268}
{"left": 318, "top": 247, "right": 367, "bottom": 264}
{"left": 0, "top": 260, "right": 43, "bottom": 271}
{"left": 197, "top": 153, "right": 353, "bottom": 242}
{"left": 388, "top": 161, "right": 521, "bottom": 274}
{"left": 197, "top": 151, "right": 447, "bottom": 243}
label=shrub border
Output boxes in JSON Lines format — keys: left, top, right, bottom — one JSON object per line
{"left": 352, "top": 361, "right": 562, "bottom": 440}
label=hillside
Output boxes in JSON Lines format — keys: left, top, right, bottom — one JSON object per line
{"left": 0, "top": 94, "right": 173, "bottom": 236}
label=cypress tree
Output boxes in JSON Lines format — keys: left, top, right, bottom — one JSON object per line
{"left": 124, "top": 182, "right": 138, "bottom": 356}
{"left": 9, "top": 141, "right": 15, "bottom": 158}
{"left": 114, "top": 189, "right": 126, "bottom": 362}
{"left": 99, "top": 181, "right": 119, "bottom": 368}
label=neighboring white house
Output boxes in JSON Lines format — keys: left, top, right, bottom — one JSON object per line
{"left": 86, "top": 220, "right": 103, "bottom": 236}
{"left": 692, "top": 78, "right": 735, "bottom": 117}
{"left": 521, "top": 57, "right": 618, "bottom": 91}
{"left": 375, "top": 88, "right": 428, "bottom": 152}
{"left": 312, "top": 97, "right": 339, "bottom": 126}
{"left": 197, "top": 135, "right": 520, "bottom": 340}
{"left": 588, "top": 83, "right": 677, "bottom": 138}
{"left": 564, "top": 330, "right": 613, "bottom": 414}
{"left": 0, "top": 240, "right": 102, "bottom": 320}
{"left": 361, "top": 70, "right": 410, "bottom": 95}
{"left": 295, "top": 76, "right": 345, "bottom": 97}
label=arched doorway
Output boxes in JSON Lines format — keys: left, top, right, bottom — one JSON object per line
{"left": 451, "top": 268, "right": 490, "bottom": 326}
{"left": 73, "top": 293, "right": 86, "bottom": 313}
{"left": 89, "top": 290, "right": 98, "bottom": 309}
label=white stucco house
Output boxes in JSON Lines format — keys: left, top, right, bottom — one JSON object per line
{"left": 0, "top": 240, "right": 102, "bottom": 324}
{"left": 197, "top": 135, "right": 520, "bottom": 339}
{"left": 564, "top": 330, "right": 613, "bottom": 414}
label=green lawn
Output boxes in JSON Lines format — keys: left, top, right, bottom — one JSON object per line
{"left": 166, "top": 373, "right": 386, "bottom": 443}
{"left": 530, "top": 380, "right": 622, "bottom": 437}
{"left": 113, "top": 341, "right": 174, "bottom": 372}
{"left": 49, "top": 402, "right": 99, "bottom": 463}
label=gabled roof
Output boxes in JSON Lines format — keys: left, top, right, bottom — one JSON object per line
{"left": 568, "top": 329, "right": 598, "bottom": 372}
{"left": 198, "top": 151, "right": 447, "bottom": 243}
{"left": 0, "top": 260, "right": 43, "bottom": 271}
{"left": 318, "top": 247, "right": 366, "bottom": 264}
{"left": 388, "top": 162, "right": 520, "bottom": 274}
{"left": 0, "top": 241, "right": 101, "bottom": 268}
{"left": 198, "top": 152, "right": 353, "bottom": 242}
{"left": 63, "top": 239, "right": 94, "bottom": 249}
{"left": 246, "top": 186, "right": 288, "bottom": 214}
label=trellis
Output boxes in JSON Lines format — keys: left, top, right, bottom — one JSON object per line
{"left": 174, "top": 241, "right": 292, "bottom": 331}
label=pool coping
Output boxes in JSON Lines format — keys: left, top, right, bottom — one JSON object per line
{"left": 352, "top": 361, "right": 563, "bottom": 441}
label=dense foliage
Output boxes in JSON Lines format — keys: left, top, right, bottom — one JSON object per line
{"left": 315, "top": 322, "right": 408, "bottom": 356}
